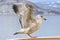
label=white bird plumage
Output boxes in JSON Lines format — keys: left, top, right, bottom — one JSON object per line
{"left": 13, "top": 1, "right": 46, "bottom": 38}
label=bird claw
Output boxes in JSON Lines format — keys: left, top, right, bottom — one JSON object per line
{"left": 27, "top": 34, "right": 37, "bottom": 38}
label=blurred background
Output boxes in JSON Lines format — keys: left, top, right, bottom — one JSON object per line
{"left": 0, "top": 0, "right": 60, "bottom": 40}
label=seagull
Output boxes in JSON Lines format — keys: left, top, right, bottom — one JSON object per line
{"left": 13, "top": 1, "right": 46, "bottom": 38}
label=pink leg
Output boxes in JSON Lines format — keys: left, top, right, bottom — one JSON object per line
{"left": 27, "top": 34, "right": 37, "bottom": 38}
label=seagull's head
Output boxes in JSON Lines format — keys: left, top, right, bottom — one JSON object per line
{"left": 36, "top": 15, "right": 47, "bottom": 21}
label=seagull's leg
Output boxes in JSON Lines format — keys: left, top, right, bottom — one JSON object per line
{"left": 27, "top": 34, "right": 32, "bottom": 37}
{"left": 27, "top": 34, "right": 37, "bottom": 38}
{"left": 14, "top": 32, "right": 24, "bottom": 35}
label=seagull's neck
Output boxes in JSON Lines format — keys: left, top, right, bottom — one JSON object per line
{"left": 36, "top": 18, "right": 43, "bottom": 25}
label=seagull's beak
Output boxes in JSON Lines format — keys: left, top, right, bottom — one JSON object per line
{"left": 44, "top": 18, "right": 47, "bottom": 20}
{"left": 41, "top": 16, "right": 47, "bottom": 20}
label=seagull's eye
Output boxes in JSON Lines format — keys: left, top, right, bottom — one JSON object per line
{"left": 41, "top": 16, "right": 43, "bottom": 18}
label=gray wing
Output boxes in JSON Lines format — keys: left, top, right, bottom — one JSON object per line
{"left": 19, "top": 18, "right": 30, "bottom": 28}
{"left": 19, "top": 18, "right": 23, "bottom": 28}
